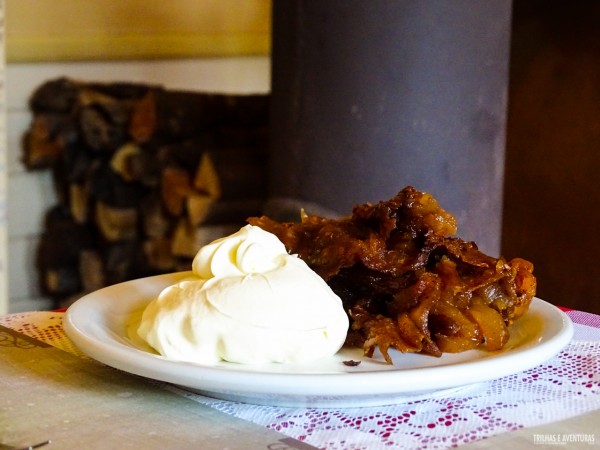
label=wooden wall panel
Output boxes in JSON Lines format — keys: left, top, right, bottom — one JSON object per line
{"left": 503, "top": 0, "right": 600, "bottom": 314}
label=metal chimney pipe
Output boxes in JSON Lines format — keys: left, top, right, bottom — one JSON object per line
{"left": 269, "top": 0, "right": 512, "bottom": 255}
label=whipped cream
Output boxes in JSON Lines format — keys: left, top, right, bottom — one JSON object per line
{"left": 137, "top": 225, "right": 349, "bottom": 364}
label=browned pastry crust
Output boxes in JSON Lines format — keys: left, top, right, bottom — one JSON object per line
{"left": 248, "top": 186, "right": 536, "bottom": 363}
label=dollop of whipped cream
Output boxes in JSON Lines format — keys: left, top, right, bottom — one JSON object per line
{"left": 137, "top": 225, "right": 349, "bottom": 364}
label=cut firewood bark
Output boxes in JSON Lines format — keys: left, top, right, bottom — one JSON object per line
{"left": 29, "top": 77, "right": 80, "bottom": 113}
{"left": 22, "top": 113, "right": 78, "bottom": 169}
{"left": 25, "top": 78, "right": 154, "bottom": 170}
{"left": 79, "top": 102, "right": 130, "bottom": 152}
{"left": 83, "top": 81, "right": 153, "bottom": 102}
{"left": 29, "top": 77, "right": 151, "bottom": 114}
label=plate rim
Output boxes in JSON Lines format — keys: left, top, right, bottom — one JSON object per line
{"left": 63, "top": 272, "right": 574, "bottom": 404}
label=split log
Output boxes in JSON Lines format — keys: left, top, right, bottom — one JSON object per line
{"left": 95, "top": 201, "right": 139, "bottom": 242}
{"left": 127, "top": 89, "right": 156, "bottom": 144}
{"left": 171, "top": 220, "right": 241, "bottom": 258}
{"left": 129, "top": 90, "right": 269, "bottom": 144}
{"left": 221, "top": 95, "right": 270, "bottom": 127}
{"left": 69, "top": 182, "right": 90, "bottom": 224}
{"left": 45, "top": 267, "right": 81, "bottom": 297}
{"left": 37, "top": 206, "right": 96, "bottom": 297}
{"left": 193, "top": 148, "right": 268, "bottom": 199}
{"left": 79, "top": 249, "right": 105, "bottom": 293}
{"left": 38, "top": 206, "right": 96, "bottom": 268}
{"left": 22, "top": 114, "right": 76, "bottom": 169}
{"left": 161, "top": 166, "right": 194, "bottom": 216}
{"left": 143, "top": 237, "right": 177, "bottom": 272}
{"left": 110, "top": 142, "right": 142, "bottom": 182}
{"left": 61, "top": 142, "right": 96, "bottom": 183}
{"left": 29, "top": 77, "right": 80, "bottom": 113}
{"left": 78, "top": 98, "right": 132, "bottom": 152}
{"left": 102, "top": 240, "right": 143, "bottom": 285}
{"left": 158, "top": 135, "right": 216, "bottom": 169}
{"left": 84, "top": 81, "right": 154, "bottom": 102}
{"left": 89, "top": 163, "right": 147, "bottom": 208}
{"left": 22, "top": 129, "right": 64, "bottom": 169}
{"left": 186, "top": 195, "right": 264, "bottom": 228}
{"left": 26, "top": 78, "right": 151, "bottom": 168}
{"left": 185, "top": 193, "right": 214, "bottom": 228}
{"left": 140, "top": 194, "right": 174, "bottom": 238}
{"left": 29, "top": 77, "right": 151, "bottom": 114}
{"left": 126, "top": 146, "right": 162, "bottom": 187}
{"left": 51, "top": 153, "right": 96, "bottom": 212}
{"left": 129, "top": 89, "right": 226, "bottom": 144}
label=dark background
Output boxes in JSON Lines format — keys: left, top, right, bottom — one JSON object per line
{"left": 502, "top": 0, "right": 600, "bottom": 314}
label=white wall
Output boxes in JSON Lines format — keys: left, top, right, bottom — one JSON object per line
{"left": 0, "top": 1, "right": 7, "bottom": 315}
{"left": 5, "top": 57, "right": 270, "bottom": 313}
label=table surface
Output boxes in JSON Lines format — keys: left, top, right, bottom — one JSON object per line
{"left": 1, "top": 307, "right": 599, "bottom": 450}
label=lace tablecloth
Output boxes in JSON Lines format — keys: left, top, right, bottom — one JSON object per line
{"left": 1, "top": 308, "right": 599, "bottom": 449}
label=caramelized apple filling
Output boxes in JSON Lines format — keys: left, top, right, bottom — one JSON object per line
{"left": 249, "top": 186, "right": 536, "bottom": 363}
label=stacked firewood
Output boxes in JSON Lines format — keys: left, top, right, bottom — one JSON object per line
{"left": 23, "top": 77, "right": 269, "bottom": 306}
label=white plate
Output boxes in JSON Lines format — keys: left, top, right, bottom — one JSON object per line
{"left": 64, "top": 272, "right": 573, "bottom": 408}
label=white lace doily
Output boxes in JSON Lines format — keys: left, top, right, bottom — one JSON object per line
{"left": 2, "top": 310, "right": 599, "bottom": 450}
{"left": 181, "top": 338, "right": 600, "bottom": 449}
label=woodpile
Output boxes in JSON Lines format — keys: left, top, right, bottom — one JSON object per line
{"left": 23, "top": 77, "right": 269, "bottom": 307}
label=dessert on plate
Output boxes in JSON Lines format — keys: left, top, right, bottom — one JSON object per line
{"left": 249, "top": 186, "right": 536, "bottom": 364}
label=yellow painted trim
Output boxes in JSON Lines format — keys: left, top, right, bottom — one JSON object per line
{"left": 5, "top": 0, "right": 271, "bottom": 62}
{"left": 7, "top": 33, "right": 271, "bottom": 62}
